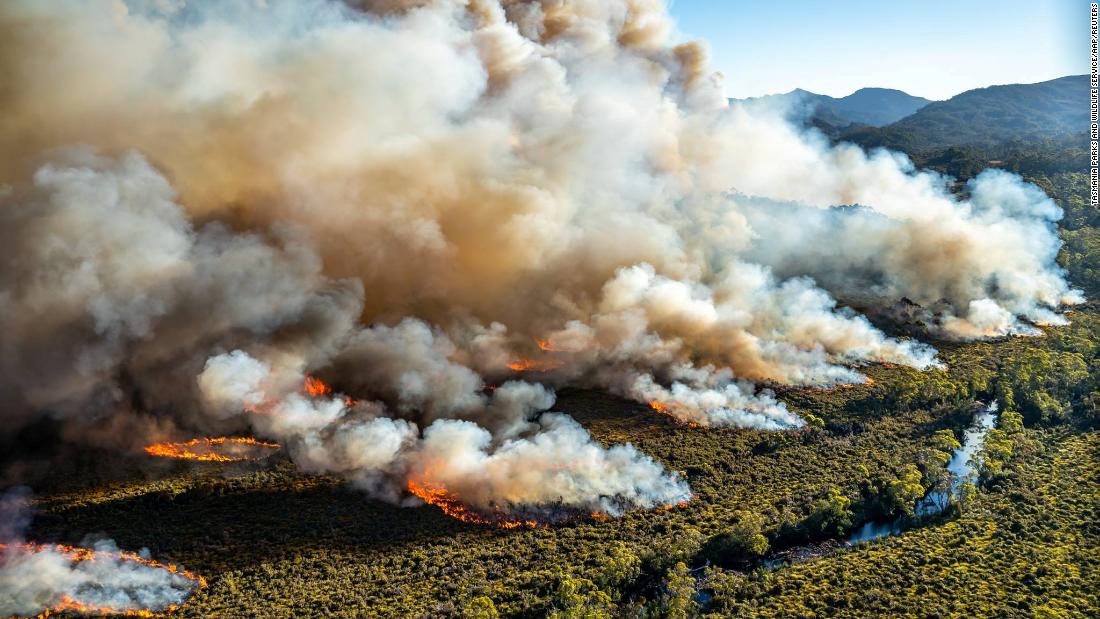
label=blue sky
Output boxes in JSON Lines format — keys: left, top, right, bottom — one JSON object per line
{"left": 668, "top": 0, "right": 1087, "bottom": 100}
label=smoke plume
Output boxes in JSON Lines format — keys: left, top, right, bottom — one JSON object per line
{"left": 0, "top": 0, "right": 1081, "bottom": 515}
{"left": 197, "top": 345, "right": 691, "bottom": 513}
{"left": 0, "top": 489, "right": 202, "bottom": 617}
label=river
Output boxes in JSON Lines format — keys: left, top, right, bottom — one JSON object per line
{"left": 695, "top": 402, "right": 1001, "bottom": 606}
{"left": 759, "top": 401, "right": 1000, "bottom": 567}
{"left": 846, "top": 400, "right": 998, "bottom": 543}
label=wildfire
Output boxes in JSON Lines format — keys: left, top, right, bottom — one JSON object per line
{"left": 505, "top": 338, "right": 576, "bottom": 372}
{"left": 304, "top": 374, "right": 357, "bottom": 407}
{"left": 506, "top": 358, "right": 563, "bottom": 372}
{"left": 244, "top": 374, "right": 357, "bottom": 416}
{"left": 535, "top": 337, "right": 583, "bottom": 353}
{"left": 405, "top": 480, "right": 540, "bottom": 529}
{"left": 143, "top": 437, "right": 279, "bottom": 462}
{"left": 647, "top": 401, "right": 702, "bottom": 428}
{"left": 303, "top": 374, "right": 332, "bottom": 398}
{"left": 0, "top": 542, "right": 206, "bottom": 618}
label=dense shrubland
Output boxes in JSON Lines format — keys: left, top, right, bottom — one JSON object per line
{"left": 703, "top": 427, "right": 1098, "bottom": 618}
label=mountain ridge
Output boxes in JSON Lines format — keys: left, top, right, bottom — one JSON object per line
{"left": 730, "top": 86, "right": 933, "bottom": 128}
{"left": 839, "top": 75, "right": 1088, "bottom": 151}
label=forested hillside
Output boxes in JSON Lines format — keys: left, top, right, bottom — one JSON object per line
{"left": 842, "top": 76, "right": 1087, "bottom": 151}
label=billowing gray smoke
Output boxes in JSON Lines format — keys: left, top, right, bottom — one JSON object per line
{"left": 0, "top": 0, "right": 1081, "bottom": 514}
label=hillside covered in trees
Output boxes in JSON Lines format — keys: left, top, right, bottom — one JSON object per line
{"left": 841, "top": 75, "right": 1087, "bottom": 151}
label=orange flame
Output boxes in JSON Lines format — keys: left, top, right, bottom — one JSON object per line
{"left": 405, "top": 480, "right": 540, "bottom": 529}
{"left": 143, "top": 437, "right": 279, "bottom": 462}
{"left": 535, "top": 337, "right": 582, "bottom": 353}
{"left": 303, "top": 374, "right": 332, "bottom": 398}
{"left": 647, "top": 401, "right": 702, "bottom": 428}
{"left": 507, "top": 358, "right": 563, "bottom": 372}
{"left": 656, "top": 501, "right": 692, "bottom": 512}
{"left": 0, "top": 542, "right": 206, "bottom": 618}
{"left": 244, "top": 375, "right": 357, "bottom": 416}
{"left": 303, "top": 374, "right": 358, "bottom": 407}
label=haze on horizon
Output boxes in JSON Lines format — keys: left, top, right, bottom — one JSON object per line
{"left": 670, "top": 0, "right": 1087, "bottom": 100}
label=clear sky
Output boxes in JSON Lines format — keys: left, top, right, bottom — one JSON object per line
{"left": 668, "top": 0, "right": 1088, "bottom": 100}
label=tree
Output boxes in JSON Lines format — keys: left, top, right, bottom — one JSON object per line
{"left": 548, "top": 576, "right": 614, "bottom": 619}
{"left": 923, "top": 429, "right": 961, "bottom": 500}
{"left": 464, "top": 596, "right": 500, "bottom": 619}
{"left": 660, "top": 562, "right": 699, "bottom": 619}
{"left": 642, "top": 527, "right": 705, "bottom": 575}
{"left": 979, "top": 428, "right": 1015, "bottom": 478}
{"left": 930, "top": 429, "right": 961, "bottom": 455}
{"left": 702, "top": 510, "right": 769, "bottom": 566}
{"left": 806, "top": 487, "right": 853, "bottom": 537}
{"left": 978, "top": 409, "right": 1028, "bottom": 479}
{"left": 954, "top": 481, "right": 978, "bottom": 514}
{"left": 886, "top": 464, "right": 926, "bottom": 517}
{"left": 1000, "top": 409, "right": 1024, "bottom": 434}
{"left": 596, "top": 543, "right": 641, "bottom": 592}
{"left": 997, "top": 350, "right": 1089, "bottom": 424}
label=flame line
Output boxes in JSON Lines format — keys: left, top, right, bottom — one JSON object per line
{"left": 0, "top": 542, "right": 206, "bottom": 618}
{"left": 143, "top": 437, "right": 279, "bottom": 462}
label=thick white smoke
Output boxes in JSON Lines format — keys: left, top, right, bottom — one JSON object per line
{"left": 196, "top": 348, "right": 692, "bottom": 514}
{"left": 0, "top": 542, "right": 199, "bottom": 617}
{"left": 0, "top": 0, "right": 1082, "bottom": 514}
{"left": 0, "top": 489, "right": 201, "bottom": 617}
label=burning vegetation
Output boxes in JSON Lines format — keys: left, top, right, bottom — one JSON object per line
{"left": 0, "top": 542, "right": 205, "bottom": 618}
{"left": 506, "top": 358, "right": 564, "bottom": 372}
{"left": 303, "top": 375, "right": 332, "bottom": 398}
{"left": 405, "top": 480, "right": 541, "bottom": 529}
{"left": 405, "top": 479, "right": 688, "bottom": 529}
{"left": 648, "top": 401, "right": 703, "bottom": 428}
{"left": 143, "top": 437, "right": 279, "bottom": 463}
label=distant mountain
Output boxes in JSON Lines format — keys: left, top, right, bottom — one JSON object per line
{"left": 731, "top": 87, "right": 932, "bottom": 128}
{"left": 841, "top": 75, "right": 1088, "bottom": 151}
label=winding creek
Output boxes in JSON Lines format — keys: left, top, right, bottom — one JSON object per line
{"left": 693, "top": 401, "right": 1001, "bottom": 608}
{"left": 845, "top": 400, "right": 999, "bottom": 544}
{"left": 764, "top": 400, "right": 1001, "bottom": 567}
